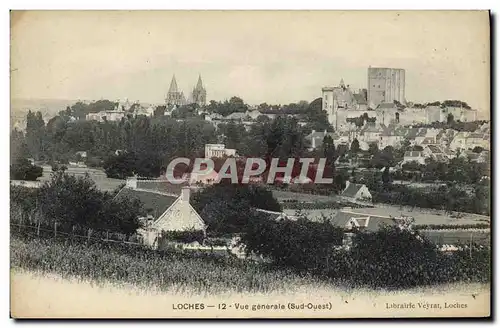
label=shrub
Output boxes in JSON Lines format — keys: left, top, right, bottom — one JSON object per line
{"left": 10, "top": 157, "right": 43, "bottom": 181}
{"left": 159, "top": 229, "right": 205, "bottom": 244}
{"left": 241, "top": 214, "right": 344, "bottom": 270}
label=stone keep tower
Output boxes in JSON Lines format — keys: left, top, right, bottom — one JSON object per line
{"left": 191, "top": 74, "right": 207, "bottom": 107}
{"left": 166, "top": 75, "right": 186, "bottom": 107}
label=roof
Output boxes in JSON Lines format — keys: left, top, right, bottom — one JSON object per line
{"left": 330, "top": 211, "right": 398, "bottom": 232}
{"left": 254, "top": 208, "right": 295, "bottom": 221}
{"left": 426, "top": 145, "right": 442, "bottom": 154}
{"left": 114, "top": 187, "right": 177, "bottom": 218}
{"left": 377, "top": 102, "right": 398, "bottom": 109}
{"left": 225, "top": 112, "right": 248, "bottom": 120}
{"left": 365, "top": 216, "right": 398, "bottom": 232}
{"left": 468, "top": 133, "right": 484, "bottom": 139}
{"left": 330, "top": 211, "right": 355, "bottom": 228}
{"left": 341, "top": 183, "right": 367, "bottom": 198}
{"left": 136, "top": 179, "right": 186, "bottom": 196}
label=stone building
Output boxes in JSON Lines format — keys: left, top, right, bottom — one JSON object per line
{"left": 166, "top": 75, "right": 186, "bottom": 107}
{"left": 191, "top": 75, "right": 207, "bottom": 107}
{"left": 367, "top": 67, "right": 406, "bottom": 108}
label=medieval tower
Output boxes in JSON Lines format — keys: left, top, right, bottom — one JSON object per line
{"left": 367, "top": 67, "right": 406, "bottom": 108}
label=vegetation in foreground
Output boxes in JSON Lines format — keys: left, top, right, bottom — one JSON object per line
{"left": 10, "top": 232, "right": 324, "bottom": 295}
{"left": 242, "top": 216, "right": 491, "bottom": 289}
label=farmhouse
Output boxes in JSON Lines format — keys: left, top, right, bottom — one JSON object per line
{"left": 114, "top": 182, "right": 206, "bottom": 249}
{"left": 340, "top": 181, "right": 372, "bottom": 202}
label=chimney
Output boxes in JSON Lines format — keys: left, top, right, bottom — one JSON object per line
{"left": 181, "top": 186, "right": 191, "bottom": 203}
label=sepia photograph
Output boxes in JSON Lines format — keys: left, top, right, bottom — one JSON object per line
{"left": 9, "top": 10, "right": 491, "bottom": 319}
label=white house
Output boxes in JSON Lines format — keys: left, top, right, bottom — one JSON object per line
{"left": 205, "top": 144, "right": 237, "bottom": 158}
{"left": 245, "top": 109, "right": 262, "bottom": 120}
{"left": 402, "top": 151, "right": 427, "bottom": 165}
{"left": 114, "top": 184, "right": 206, "bottom": 249}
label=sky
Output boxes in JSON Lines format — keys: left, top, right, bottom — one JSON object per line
{"left": 10, "top": 11, "right": 490, "bottom": 117}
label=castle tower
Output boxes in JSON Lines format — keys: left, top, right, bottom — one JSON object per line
{"left": 166, "top": 75, "right": 186, "bottom": 107}
{"left": 191, "top": 74, "right": 207, "bottom": 107}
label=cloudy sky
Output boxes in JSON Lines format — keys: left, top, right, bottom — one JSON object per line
{"left": 11, "top": 11, "right": 489, "bottom": 117}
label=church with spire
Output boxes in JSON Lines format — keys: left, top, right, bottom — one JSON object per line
{"left": 165, "top": 74, "right": 207, "bottom": 108}
{"left": 191, "top": 74, "right": 207, "bottom": 107}
{"left": 166, "top": 75, "right": 186, "bottom": 107}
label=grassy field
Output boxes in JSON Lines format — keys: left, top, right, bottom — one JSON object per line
{"left": 39, "top": 165, "right": 125, "bottom": 192}
{"left": 10, "top": 233, "right": 325, "bottom": 295}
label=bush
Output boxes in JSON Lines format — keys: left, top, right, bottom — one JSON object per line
{"left": 159, "top": 229, "right": 205, "bottom": 244}
{"left": 10, "top": 157, "right": 43, "bottom": 181}
{"left": 32, "top": 171, "right": 143, "bottom": 236}
{"left": 240, "top": 217, "right": 490, "bottom": 289}
{"left": 241, "top": 214, "right": 344, "bottom": 270}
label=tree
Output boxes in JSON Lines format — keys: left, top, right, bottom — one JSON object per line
{"left": 368, "top": 143, "right": 379, "bottom": 157}
{"left": 10, "top": 128, "right": 29, "bottom": 162}
{"left": 103, "top": 152, "right": 138, "bottom": 179}
{"left": 191, "top": 183, "right": 281, "bottom": 235}
{"left": 382, "top": 166, "right": 392, "bottom": 188}
{"left": 350, "top": 138, "right": 360, "bottom": 155}
{"left": 323, "top": 135, "right": 335, "bottom": 165}
{"left": 240, "top": 214, "right": 344, "bottom": 270}
{"left": 447, "top": 113, "right": 455, "bottom": 125}
{"left": 37, "top": 171, "right": 142, "bottom": 234}
{"left": 25, "top": 110, "right": 46, "bottom": 160}
{"left": 10, "top": 157, "right": 43, "bottom": 181}
{"left": 304, "top": 98, "right": 332, "bottom": 132}
{"left": 472, "top": 146, "right": 484, "bottom": 153}
{"left": 350, "top": 226, "right": 443, "bottom": 288}
{"left": 154, "top": 105, "right": 166, "bottom": 117}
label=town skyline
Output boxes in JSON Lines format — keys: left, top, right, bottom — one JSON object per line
{"left": 11, "top": 11, "right": 489, "bottom": 118}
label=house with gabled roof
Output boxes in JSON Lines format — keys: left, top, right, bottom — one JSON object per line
{"left": 422, "top": 145, "right": 451, "bottom": 162}
{"left": 114, "top": 182, "right": 207, "bottom": 249}
{"left": 340, "top": 181, "right": 372, "bottom": 202}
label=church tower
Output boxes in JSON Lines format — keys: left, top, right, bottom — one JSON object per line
{"left": 166, "top": 75, "right": 186, "bottom": 107}
{"left": 191, "top": 74, "right": 207, "bottom": 107}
